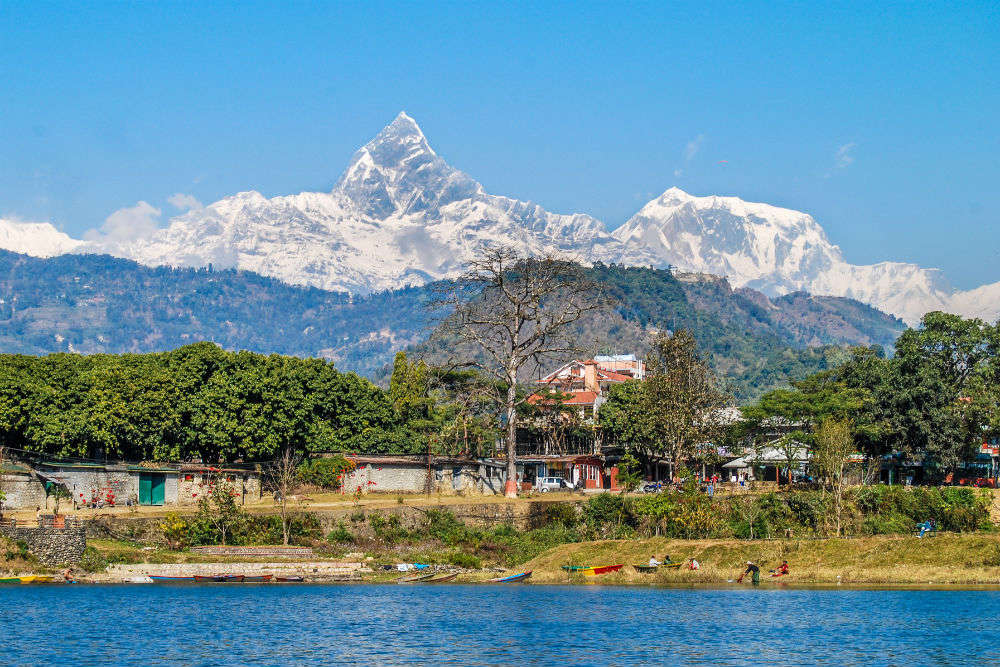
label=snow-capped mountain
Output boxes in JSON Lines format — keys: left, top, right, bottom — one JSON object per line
{"left": 94, "top": 113, "right": 653, "bottom": 294}
{"left": 2, "top": 112, "right": 996, "bottom": 325}
{"left": 0, "top": 219, "right": 85, "bottom": 257}
{"left": 612, "top": 187, "right": 994, "bottom": 325}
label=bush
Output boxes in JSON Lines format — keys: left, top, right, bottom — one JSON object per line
{"left": 298, "top": 456, "right": 356, "bottom": 490}
{"left": 327, "top": 522, "right": 354, "bottom": 544}
{"left": 369, "top": 512, "right": 409, "bottom": 544}
{"left": 79, "top": 546, "right": 108, "bottom": 573}
{"left": 447, "top": 551, "right": 481, "bottom": 569}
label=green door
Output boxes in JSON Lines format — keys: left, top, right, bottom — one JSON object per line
{"left": 151, "top": 474, "right": 165, "bottom": 505}
{"left": 139, "top": 473, "right": 166, "bottom": 505}
{"left": 138, "top": 474, "right": 152, "bottom": 505}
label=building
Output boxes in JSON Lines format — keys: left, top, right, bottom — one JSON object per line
{"left": 0, "top": 460, "right": 262, "bottom": 511}
{"left": 529, "top": 356, "right": 639, "bottom": 419}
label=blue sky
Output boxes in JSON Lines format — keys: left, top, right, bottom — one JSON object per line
{"left": 1, "top": 1, "right": 997, "bottom": 288}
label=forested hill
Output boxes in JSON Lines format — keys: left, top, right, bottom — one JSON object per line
{"left": 407, "top": 264, "right": 905, "bottom": 400}
{"left": 0, "top": 251, "right": 904, "bottom": 399}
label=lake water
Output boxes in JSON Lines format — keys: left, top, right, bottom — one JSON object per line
{"left": 1, "top": 583, "right": 998, "bottom": 666}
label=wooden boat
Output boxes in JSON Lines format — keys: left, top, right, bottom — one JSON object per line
{"left": 489, "top": 571, "right": 532, "bottom": 583}
{"left": 242, "top": 575, "right": 273, "bottom": 583}
{"left": 633, "top": 564, "right": 658, "bottom": 573}
{"left": 193, "top": 575, "right": 225, "bottom": 583}
{"left": 561, "top": 565, "right": 590, "bottom": 572}
{"left": 220, "top": 575, "right": 245, "bottom": 583}
{"left": 397, "top": 572, "right": 436, "bottom": 584}
{"left": 425, "top": 572, "right": 459, "bottom": 583}
{"left": 583, "top": 564, "right": 625, "bottom": 576}
{"left": 0, "top": 577, "right": 21, "bottom": 584}
{"left": 17, "top": 575, "right": 57, "bottom": 584}
{"left": 662, "top": 562, "right": 684, "bottom": 570}
{"left": 275, "top": 576, "right": 304, "bottom": 582}
{"left": 149, "top": 575, "right": 195, "bottom": 583}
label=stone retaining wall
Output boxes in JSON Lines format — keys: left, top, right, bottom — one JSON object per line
{"left": 108, "top": 561, "right": 366, "bottom": 580}
{"left": 0, "top": 516, "right": 87, "bottom": 565}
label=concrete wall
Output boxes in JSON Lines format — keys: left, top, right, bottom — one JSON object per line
{"left": 54, "top": 467, "right": 137, "bottom": 507}
{"left": 344, "top": 462, "right": 502, "bottom": 496}
{"left": 177, "top": 471, "right": 262, "bottom": 506}
{"left": 0, "top": 516, "right": 87, "bottom": 565}
{"left": 1, "top": 473, "right": 46, "bottom": 510}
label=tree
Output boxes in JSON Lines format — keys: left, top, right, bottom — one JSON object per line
{"left": 269, "top": 446, "right": 303, "bottom": 546}
{"left": 196, "top": 477, "right": 244, "bottom": 545}
{"left": 437, "top": 247, "right": 602, "bottom": 497}
{"left": 641, "top": 330, "right": 730, "bottom": 479}
{"left": 812, "top": 418, "right": 854, "bottom": 536}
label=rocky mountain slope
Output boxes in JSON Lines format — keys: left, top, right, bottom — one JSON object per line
{"left": 1, "top": 112, "right": 995, "bottom": 324}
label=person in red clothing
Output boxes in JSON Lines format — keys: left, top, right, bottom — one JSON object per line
{"left": 770, "top": 560, "right": 789, "bottom": 577}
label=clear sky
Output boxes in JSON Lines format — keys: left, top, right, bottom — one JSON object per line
{"left": 1, "top": 1, "right": 997, "bottom": 288}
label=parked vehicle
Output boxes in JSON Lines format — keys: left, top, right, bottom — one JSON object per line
{"left": 537, "top": 477, "right": 572, "bottom": 493}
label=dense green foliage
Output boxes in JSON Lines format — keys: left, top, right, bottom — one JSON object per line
{"left": 0, "top": 343, "right": 411, "bottom": 462}
{"left": 297, "top": 455, "right": 355, "bottom": 489}
{"left": 579, "top": 486, "right": 991, "bottom": 540}
{"left": 742, "top": 312, "right": 1000, "bottom": 472}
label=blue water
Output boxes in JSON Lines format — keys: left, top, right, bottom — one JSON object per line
{"left": 1, "top": 584, "right": 998, "bottom": 665}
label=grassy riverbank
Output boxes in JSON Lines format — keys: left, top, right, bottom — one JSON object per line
{"left": 519, "top": 533, "right": 1000, "bottom": 585}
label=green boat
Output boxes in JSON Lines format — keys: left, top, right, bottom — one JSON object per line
{"left": 561, "top": 565, "right": 590, "bottom": 572}
{"left": 0, "top": 577, "right": 20, "bottom": 584}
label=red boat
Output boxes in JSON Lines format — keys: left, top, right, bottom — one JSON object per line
{"left": 242, "top": 575, "right": 273, "bottom": 583}
{"left": 193, "top": 575, "right": 224, "bottom": 583}
{"left": 583, "top": 564, "right": 625, "bottom": 576}
{"left": 275, "top": 576, "right": 304, "bottom": 582}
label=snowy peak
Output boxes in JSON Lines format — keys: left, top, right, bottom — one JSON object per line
{"left": 0, "top": 218, "right": 85, "bottom": 258}
{"left": 334, "top": 111, "right": 480, "bottom": 219}
{"left": 613, "top": 187, "right": 970, "bottom": 325}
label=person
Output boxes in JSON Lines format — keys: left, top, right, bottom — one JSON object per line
{"left": 688, "top": 558, "right": 700, "bottom": 570}
{"left": 770, "top": 560, "right": 789, "bottom": 577}
{"left": 737, "top": 561, "right": 760, "bottom": 586}
{"left": 648, "top": 555, "right": 661, "bottom": 567}
{"left": 663, "top": 555, "right": 672, "bottom": 564}
{"left": 706, "top": 483, "right": 714, "bottom": 498}
{"left": 918, "top": 519, "right": 932, "bottom": 538}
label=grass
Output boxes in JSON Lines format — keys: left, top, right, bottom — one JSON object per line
{"left": 518, "top": 533, "right": 1000, "bottom": 585}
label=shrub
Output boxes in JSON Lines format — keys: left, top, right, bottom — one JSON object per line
{"left": 79, "top": 546, "right": 108, "bottom": 573}
{"left": 298, "top": 456, "right": 356, "bottom": 490}
{"left": 541, "top": 502, "right": 579, "bottom": 529}
{"left": 369, "top": 512, "right": 409, "bottom": 543}
{"left": 447, "top": 551, "right": 481, "bottom": 569}
{"left": 327, "top": 522, "right": 354, "bottom": 544}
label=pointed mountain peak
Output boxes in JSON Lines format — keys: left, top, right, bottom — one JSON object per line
{"left": 366, "top": 111, "right": 433, "bottom": 155}
{"left": 334, "top": 112, "right": 479, "bottom": 219}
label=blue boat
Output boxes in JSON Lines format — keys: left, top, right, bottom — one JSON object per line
{"left": 149, "top": 575, "right": 195, "bottom": 583}
{"left": 489, "top": 571, "right": 532, "bottom": 583}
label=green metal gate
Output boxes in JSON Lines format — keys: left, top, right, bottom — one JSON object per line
{"left": 139, "top": 473, "right": 166, "bottom": 505}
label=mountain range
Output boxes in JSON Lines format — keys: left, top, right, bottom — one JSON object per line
{"left": 1, "top": 111, "right": 996, "bottom": 325}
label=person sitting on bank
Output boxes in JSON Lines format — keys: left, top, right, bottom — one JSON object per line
{"left": 688, "top": 558, "right": 700, "bottom": 570}
{"left": 918, "top": 520, "right": 933, "bottom": 538}
{"left": 648, "top": 555, "right": 662, "bottom": 567}
{"left": 771, "top": 560, "right": 789, "bottom": 577}
{"left": 738, "top": 561, "right": 760, "bottom": 586}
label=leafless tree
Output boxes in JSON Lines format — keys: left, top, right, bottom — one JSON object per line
{"left": 437, "top": 246, "right": 603, "bottom": 497}
{"left": 269, "top": 446, "right": 303, "bottom": 545}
